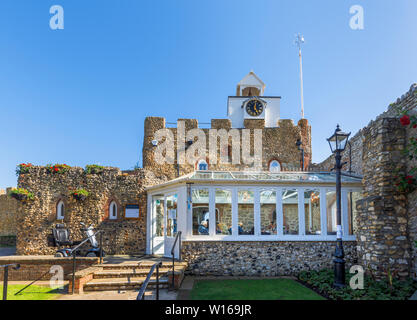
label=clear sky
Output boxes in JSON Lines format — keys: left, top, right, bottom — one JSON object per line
{"left": 0, "top": 0, "right": 416, "bottom": 189}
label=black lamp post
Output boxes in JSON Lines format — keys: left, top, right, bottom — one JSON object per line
{"left": 295, "top": 139, "right": 304, "bottom": 171}
{"left": 327, "top": 124, "right": 351, "bottom": 288}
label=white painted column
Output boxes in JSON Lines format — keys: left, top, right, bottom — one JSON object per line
{"left": 209, "top": 187, "right": 215, "bottom": 236}
{"left": 341, "top": 189, "right": 349, "bottom": 238}
{"left": 277, "top": 188, "right": 283, "bottom": 236}
{"left": 298, "top": 188, "right": 305, "bottom": 236}
{"left": 254, "top": 189, "right": 261, "bottom": 236}
{"left": 232, "top": 188, "right": 238, "bottom": 237}
{"left": 320, "top": 188, "right": 327, "bottom": 236}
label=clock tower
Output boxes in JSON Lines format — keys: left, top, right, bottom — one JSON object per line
{"left": 227, "top": 71, "right": 281, "bottom": 128}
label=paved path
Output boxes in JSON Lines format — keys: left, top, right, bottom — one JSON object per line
{"left": 58, "top": 289, "right": 177, "bottom": 300}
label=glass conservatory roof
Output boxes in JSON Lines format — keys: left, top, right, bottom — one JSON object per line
{"left": 147, "top": 170, "right": 363, "bottom": 191}
{"left": 190, "top": 171, "right": 362, "bottom": 182}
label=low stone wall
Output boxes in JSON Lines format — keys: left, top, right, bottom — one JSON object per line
{"left": 181, "top": 241, "right": 357, "bottom": 276}
{"left": 0, "top": 256, "right": 98, "bottom": 281}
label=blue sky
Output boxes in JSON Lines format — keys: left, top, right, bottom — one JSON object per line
{"left": 0, "top": 0, "right": 416, "bottom": 189}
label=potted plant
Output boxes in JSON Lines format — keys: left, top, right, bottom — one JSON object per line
{"left": 15, "top": 163, "right": 33, "bottom": 176}
{"left": 85, "top": 164, "right": 105, "bottom": 174}
{"left": 8, "top": 188, "right": 34, "bottom": 201}
{"left": 70, "top": 189, "right": 89, "bottom": 201}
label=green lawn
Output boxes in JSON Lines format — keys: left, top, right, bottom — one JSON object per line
{"left": 0, "top": 284, "right": 63, "bottom": 300}
{"left": 190, "top": 278, "right": 325, "bottom": 300}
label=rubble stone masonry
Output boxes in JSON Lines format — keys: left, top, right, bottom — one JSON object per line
{"left": 13, "top": 167, "right": 166, "bottom": 255}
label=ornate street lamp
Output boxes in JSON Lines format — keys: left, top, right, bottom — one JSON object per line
{"left": 327, "top": 124, "right": 351, "bottom": 288}
{"left": 295, "top": 139, "right": 304, "bottom": 171}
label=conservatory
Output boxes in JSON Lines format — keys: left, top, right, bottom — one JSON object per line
{"left": 146, "top": 171, "right": 363, "bottom": 258}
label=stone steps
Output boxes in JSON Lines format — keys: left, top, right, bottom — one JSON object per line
{"left": 84, "top": 276, "right": 169, "bottom": 292}
{"left": 98, "top": 262, "right": 187, "bottom": 270}
{"left": 93, "top": 268, "right": 172, "bottom": 279}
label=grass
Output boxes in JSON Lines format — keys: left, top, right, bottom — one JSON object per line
{"left": 0, "top": 284, "right": 63, "bottom": 300}
{"left": 190, "top": 278, "right": 325, "bottom": 300}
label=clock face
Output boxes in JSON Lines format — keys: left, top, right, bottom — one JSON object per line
{"left": 246, "top": 99, "right": 264, "bottom": 116}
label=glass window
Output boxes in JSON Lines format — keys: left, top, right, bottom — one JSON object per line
{"left": 166, "top": 194, "right": 178, "bottom": 237}
{"left": 282, "top": 189, "right": 298, "bottom": 234}
{"left": 304, "top": 189, "right": 321, "bottom": 235}
{"left": 153, "top": 196, "right": 164, "bottom": 237}
{"left": 269, "top": 160, "right": 281, "bottom": 172}
{"left": 238, "top": 190, "right": 254, "bottom": 235}
{"left": 260, "top": 190, "right": 277, "bottom": 235}
{"left": 109, "top": 201, "right": 117, "bottom": 220}
{"left": 347, "top": 191, "right": 362, "bottom": 235}
{"left": 326, "top": 190, "right": 337, "bottom": 235}
{"left": 57, "top": 200, "right": 64, "bottom": 220}
{"left": 215, "top": 189, "right": 232, "bottom": 235}
{"left": 192, "top": 189, "right": 210, "bottom": 235}
{"left": 197, "top": 159, "right": 208, "bottom": 171}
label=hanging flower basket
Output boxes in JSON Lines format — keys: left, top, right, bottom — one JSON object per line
{"left": 8, "top": 188, "right": 34, "bottom": 201}
{"left": 70, "top": 189, "right": 89, "bottom": 201}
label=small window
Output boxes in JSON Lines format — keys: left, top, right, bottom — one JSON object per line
{"left": 109, "top": 201, "right": 117, "bottom": 220}
{"left": 197, "top": 159, "right": 208, "bottom": 171}
{"left": 57, "top": 200, "right": 64, "bottom": 220}
{"left": 269, "top": 160, "right": 281, "bottom": 172}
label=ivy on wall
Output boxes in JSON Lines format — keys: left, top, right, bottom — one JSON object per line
{"left": 395, "top": 108, "right": 417, "bottom": 193}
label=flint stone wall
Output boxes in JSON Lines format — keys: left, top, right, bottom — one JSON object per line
{"left": 182, "top": 241, "right": 357, "bottom": 276}
{"left": 142, "top": 117, "right": 312, "bottom": 180}
{"left": 0, "top": 188, "right": 19, "bottom": 237}
{"left": 313, "top": 84, "right": 417, "bottom": 279}
{"left": 15, "top": 167, "right": 166, "bottom": 255}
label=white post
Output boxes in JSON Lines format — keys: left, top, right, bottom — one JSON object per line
{"left": 295, "top": 34, "right": 305, "bottom": 119}
{"left": 299, "top": 48, "right": 304, "bottom": 119}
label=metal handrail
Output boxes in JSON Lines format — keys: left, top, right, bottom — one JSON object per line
{"left": 1, "top": 263, "right": 20, "bottom": 300}
{"left": 137, "top": 261, "right": 162, "bottom": 300}
{"left": 70, "top": 230, "right": 103, "bottom": 294}
{"left": 170, "top": 231, "right": 182, "bottom": 289}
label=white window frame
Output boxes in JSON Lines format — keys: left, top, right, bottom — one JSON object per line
{"left": 148, "top": 184, "right": 358, "bottom": 243}
{"left": 57, "top": 200, "right": 64, "bottom": 220}
{"left": 109, "top": 201, "right": 117, "bottom": 220}
{"left": 269, "top": 160, "right": 281, "bottom": 172}
{"left": 197, "top": 159, "right": 208, "bottom": 171}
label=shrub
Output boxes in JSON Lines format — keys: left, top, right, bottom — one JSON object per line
{"left": 46, "top": 164, "right": 71, "bottom": 174}
{"left": 85, "top": 164, "right": 105, "bottom": 174}
{"left": 8, "top": 188, "right": 34, "bottom": 201}
{"left": 15, "top": 163, "right": 33, "bottom": 176}
{"left": 298, "top": 269, "right": 417, "bottom": 300}
{"left": 69, "top": 189, "right": 89, "bottom": 201}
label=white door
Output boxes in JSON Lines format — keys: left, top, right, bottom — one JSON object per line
{"left": 164, "top": 194, "right": 179, "bottom": 258}
{"left": 152, "top": 195, "right": 165, "bottom": 255}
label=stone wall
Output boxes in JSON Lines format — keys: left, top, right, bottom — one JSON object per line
{"left": 182, "top": 241, "right": 357, "bottom": 276}
{"left": 142, "top": 117, "right": 312, "bottom": 180}
{"left": 0, "top": 188, "right": 19, "bottom": 237}
{"left": 313, "top": 84, "right": 417, "bottom": 279}
{"left": 15, "top": 166, "right": 166, "bottom": 255}
{"left": 0, "top": 256, "right": 98, "bottom": 281}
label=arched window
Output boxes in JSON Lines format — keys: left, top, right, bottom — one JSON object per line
{"left": 269, "top": 160, "right": 281, "bottom": 172}
{"left": 109, "top": 201, "right": 117, "bottom": 220}
{"left": 197, "top": 159, "right": 208, "bottom": 171}
{"left": 57, "top": 200, "right": 64, "bottom": 220}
